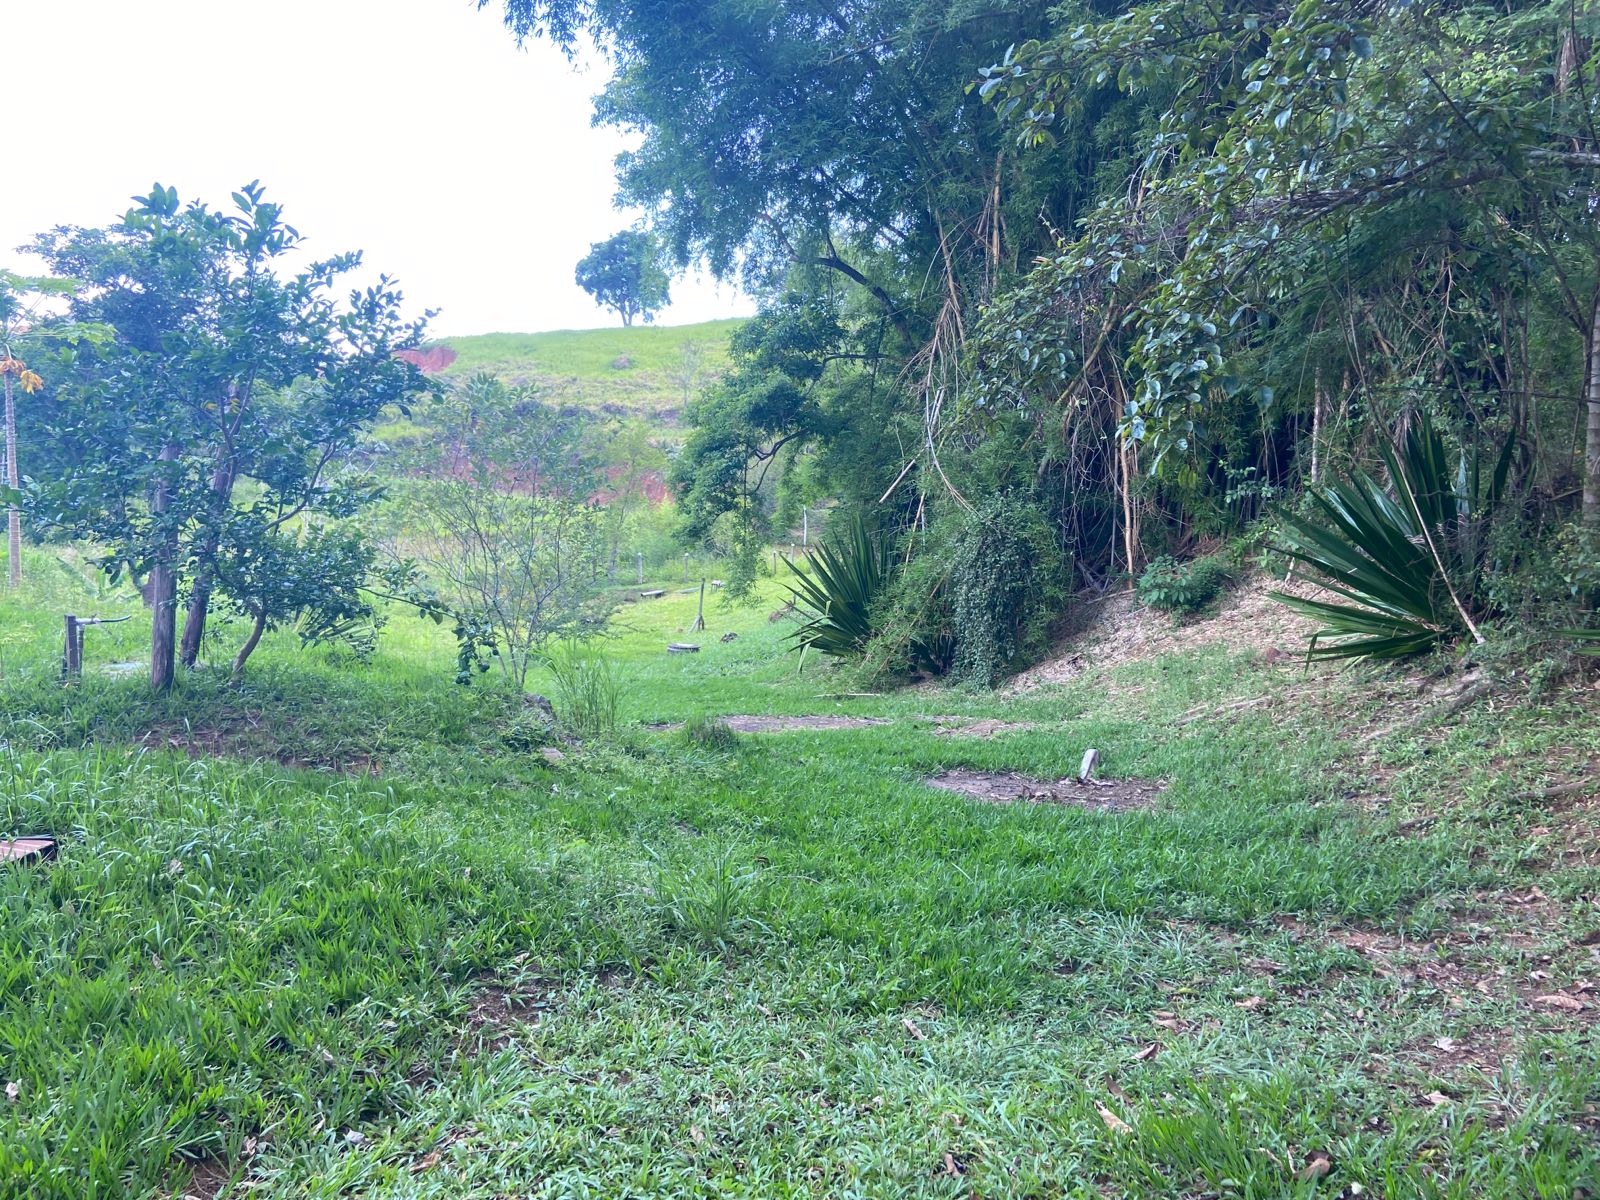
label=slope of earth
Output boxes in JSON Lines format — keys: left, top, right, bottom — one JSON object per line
{"left": 426, "top": 319, "right": 742, "bottom": 425}
{"left": 0, "top": 559, "right": 1595, "bottom": 1199}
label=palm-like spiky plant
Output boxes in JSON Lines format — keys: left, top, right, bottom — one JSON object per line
{"left": 786, "top": 516, "right": 892, "bottom": 659}
{"left": 1272, "top": 413, "right": 1513, "bottom": 660}
{"left": 1564, "top": 628, "right": 1600, "bottom": 656}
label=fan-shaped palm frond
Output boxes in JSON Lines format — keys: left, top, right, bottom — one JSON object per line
{"left": 785, "top": 516, "right": 890, "bottom": 658}
{"left": 1273, "top": 413, "right": 1512, "bottom": 661}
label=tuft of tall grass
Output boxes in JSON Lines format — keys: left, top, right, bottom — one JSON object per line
{"left": 542, "top": 638, "right": 623, "bottom": 738}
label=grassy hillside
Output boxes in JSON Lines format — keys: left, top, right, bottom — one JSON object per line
{"left": 429, "top": 319, "right": 743, "bottom": 423}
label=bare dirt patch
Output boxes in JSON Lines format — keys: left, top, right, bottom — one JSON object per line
{"left": 460, "top": 971, "right": 557, "bottom": 1053}
{"left": 927, "top": 768, "right": 1163, "bottom": 811}
{"left": 1006, "top": 575, "right": 1329, "bottom": 693}
{"left": 170, "top": 1156, "right": 231, "bottom": 1199}
{"left": 1272, "top": 894, "right": 1598, "bottom": 1086}
{"left": 650, "top": 714, "right": 890, "bottom": 733}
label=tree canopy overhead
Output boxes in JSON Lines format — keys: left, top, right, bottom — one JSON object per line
{"left": 477, "top": 0, "right": 1599, "bottom": 674}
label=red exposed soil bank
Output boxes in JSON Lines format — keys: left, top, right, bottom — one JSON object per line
{"left": 395, "top": 345, "right": 458, "bottom": 374}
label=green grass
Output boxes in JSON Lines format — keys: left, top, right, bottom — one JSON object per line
{"left": 430, "top": 320, "right": 742, "bottom": 422}
{"left": 1, "top": 547, "right": 1597, "bottom": 1197}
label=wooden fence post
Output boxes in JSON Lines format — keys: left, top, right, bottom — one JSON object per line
{"left": 63, "top": 614, "right": 81, "bottom": 680}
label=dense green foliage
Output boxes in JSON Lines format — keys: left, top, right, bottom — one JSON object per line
{"left": 1138, "top": 554, "right": 1236, "bottom": 616}
{"left": 946, "top": 496, "right": 1067, "bottom": 687}
{"left": 484, "top": 0, "right": 1600, "bottom": 676}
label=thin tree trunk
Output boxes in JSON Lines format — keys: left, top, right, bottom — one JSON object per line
{"left": 1120, "top": 436, "right": 1138, "bottom": 580}
{"left": 1587, "top": 286, "right": 1600, "bottom": 527}
{"left": 1310, "top": 370, "right": 1324, "bottom": 486}
{"left": 230, "top": 612, "right": 268, "bottom": 681}
{"left": 150, "top": 443, "right": 181, "bottom": 692}
{"left": 4, "top": 373, "right": 18, "bottom": 590}
{"left": 179, "top": 461, "right": 237, "bottom": 667}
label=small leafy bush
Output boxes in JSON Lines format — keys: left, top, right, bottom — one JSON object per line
{"left": 1137, "top": 554, "right": 1236, "bottom": 615}
{"left": 786, "top": 515, "right": 892, "bottom": 659}
{"left": 864, "top": 542, "right": 957, "bottom": 678}
{"left": 543, "top": 638, "right": 622, "bottom": 737}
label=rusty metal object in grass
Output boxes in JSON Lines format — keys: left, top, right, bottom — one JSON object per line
{"left": 2, "top": 837, "right": 57, "bottom": 866}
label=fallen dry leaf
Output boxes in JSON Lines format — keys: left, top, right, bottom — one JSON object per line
{"left": 1234, "top": 995, "right": 1265, "bottom": 1010}
{"left": 690, "top": 1124, "right": 705, "bottom": 1146}
{"left": 1423, "top": 1091, "right": 1451, "bottom": 1106}
{"left": 1134, "top": 1042, "right": 1161, "bottom": 1062}
{"left": 1433, "top": 1036, "right": 1458, "bottom": 1053}
{"left": 902, "top": 1017, "right": 926, "bottom": 1040}
{"left": 941, "top": 1152, "right": 965, "bottom": 1177}
{"left": 4, "top": 1082, "right": 16, "bottom": 1103}
{"left": 1152, "top": 1011, "right": 1183, "bottom": 1030}
{"left": 410, "top": 1151, "right": 441, "bottom": 1173}
{"left": 1095, "top": 1101, "right": 1133, "bottom": 1134}
{"left": 1533, "top": 993, "right": 1586, "bottom": 1012}
{"left": 1297, "top": 1151, "right": 1333, "bottom": 1181}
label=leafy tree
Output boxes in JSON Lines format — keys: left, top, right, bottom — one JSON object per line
{"left": 399, "top": 484, "right": 607, "bottom": 689}
{"left": 596, "top": 418, "right": 668, "bottom": 573}
{"left": 0, "top": 272, "right": 82, "bottom": 590}
{"left": 396, "top": 373, "right": 611, "bottom": 687}
{"left": 422, "top": 371, "right": 600, "bottom": 499}
{"left": 27, "top": 183, "right": 430, "bottom": 689}
{"left": 210, "top": 524, "right": 392, "bottom": 680}
{"left": 978, "top": 0, "right": 1600, "bottom": 518}
{"left": 574, "top": 230, "right": 670, "bottom": 326}
{"left": 669, "top": 293, "right": 843, "bottom": 542}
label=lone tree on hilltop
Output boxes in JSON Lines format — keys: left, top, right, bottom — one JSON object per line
{"left": 575, "top": 230, "right": 670, "bottom": 327}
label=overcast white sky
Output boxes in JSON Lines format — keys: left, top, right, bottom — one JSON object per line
{"left": 1, "top": 0, "right": 754, "bottom": 336}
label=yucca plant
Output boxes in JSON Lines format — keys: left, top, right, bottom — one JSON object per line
{"left": 1272, "top": 412, "right": 1513, "bottom": 660}
{"left": 786, "top": 515, "right": 892, "bottom": 659}
{"left": 1563, "top": 628, "right": 1600, "bottom": 656}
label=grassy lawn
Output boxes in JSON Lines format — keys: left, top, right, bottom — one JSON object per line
{"left": 427, "top": 321, "right": 742, "bottom": 423}
{"left": 0, "top": 552, "right": 1596, "bottom": 1197}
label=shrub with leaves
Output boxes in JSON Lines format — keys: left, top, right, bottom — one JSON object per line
{"left": 947, "top": 496, "right": 1066, "bottom": 688}
{"left": 1272, "top": 413, "right": 1512, "bottom": 660}
{"left": 680, "top": 716, "right": 740, "bottom": 754}
{"left": 1137, "top": 554, "right": 1235, "bottom": 615}
{"left": 862, "top": 538, "right": 957, "bottom": 679}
